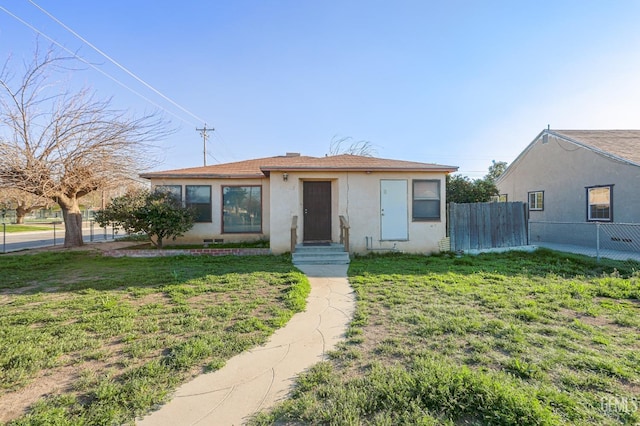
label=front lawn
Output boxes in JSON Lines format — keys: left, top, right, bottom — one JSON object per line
{"left": 254, "top": 249, "right": 640, "bottom": 425}
{"left": 0, "top": 252, "right": 309, "bottom": 425}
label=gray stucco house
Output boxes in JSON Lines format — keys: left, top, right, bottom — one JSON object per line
{"left": 496, "top": 129, "right": 640, "bottom": 249}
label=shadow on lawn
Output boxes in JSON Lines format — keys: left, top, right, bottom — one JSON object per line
{"left": 0, "top": 251, "right": 298, "bottom": 293}
{"left": 349, "top": 247, "right": 640, "bottom": 280}
{"left": 3, "top": 247, "right": 638, "bottom": 294}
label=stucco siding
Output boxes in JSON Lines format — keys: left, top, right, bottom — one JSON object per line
{"left": 497, "top": 133, "right": 640, "bottom": 245}
{"left": 148, "top": 170, "right": 449, "bottom": 254}
{"left": 269, "top": 170, "right": 448, "bottom": 254}
{"left": 148, "top": 177, "right": 270, "bottom": 244}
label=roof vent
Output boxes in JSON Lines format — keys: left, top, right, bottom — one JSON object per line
{"left": 285, "top": 152, "right": 300, "bottom": 157}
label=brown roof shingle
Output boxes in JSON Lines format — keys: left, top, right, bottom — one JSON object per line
{"left": 141, "top": 154, "right": 458, "bottom": 179}
{"left": 552, "top": 130, "right": 640, "bottom": 165}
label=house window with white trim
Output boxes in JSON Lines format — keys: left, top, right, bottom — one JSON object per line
{"left": 528, "top": 191, "right": 544, "bottom": 211}
{"left": 587, "top": 185, "right": 613, "bottom": 222}
{"left": 412, "top": 180, "right": 440, "bottom": 221}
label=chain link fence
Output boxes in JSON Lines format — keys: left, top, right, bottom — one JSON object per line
{"left": 2, "top": 220, "right": 121, "bottom": 253}
{"left": 528, "top": 221, "right": 640, "bottom": 262}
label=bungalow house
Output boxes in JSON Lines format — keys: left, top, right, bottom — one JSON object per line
{"left": 140, "top": 153, "right": 457, "bottom": 256}
{"left": 496, "top": 129, "right": 640, "bottom": 248}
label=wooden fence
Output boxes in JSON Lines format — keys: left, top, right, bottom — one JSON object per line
{"left": 448, "top": 202, "right": 528, "bottom": 252}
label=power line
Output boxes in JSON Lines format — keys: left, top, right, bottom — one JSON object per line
{"left": 27, "top": 0, "right": 208, "bottom": 126}
{"left": 2, "top": 3, "right": 232, "bottom": 165}
{"left": 0, "top": 5, "right": 198, "bottom": 127}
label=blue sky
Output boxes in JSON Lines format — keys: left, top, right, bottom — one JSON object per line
{"left": 2, "top": 1, "right": 640, "bottom": 177}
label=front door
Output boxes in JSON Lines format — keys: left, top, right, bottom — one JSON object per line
{"left": 380, "top": 179, "right": 408, "bottom": 240}
{"left": 303, "top": 181, "right": 332, "bottom": 242}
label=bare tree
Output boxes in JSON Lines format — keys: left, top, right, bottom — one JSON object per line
{"left": 0, "top": 45, "right": 171, "bottom": 247}
{"left": 0, "top": 186, "right": 52, "bottom": 224}
{"left": 329, "top": 135, "right": 378, "bottom": 157}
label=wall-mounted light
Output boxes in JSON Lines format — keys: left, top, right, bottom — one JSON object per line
{"left": 282, "top": 172, "right": 288, "bottom": 181}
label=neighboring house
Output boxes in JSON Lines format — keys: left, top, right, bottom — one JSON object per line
{"left": 140, "top": 153, "right": 457, "bottom": 255}
{"left": 496, "top": 129, "right": 640, "bottom": 247}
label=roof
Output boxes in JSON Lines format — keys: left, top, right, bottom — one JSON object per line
{"left": 550, "top": 130, "right": 640, "bottom": 165}
{"left": 497, "top": 129, "right": 640, "bottom": 184}
{"left": 140, "top": 154, "right": 458, "bottom": 179}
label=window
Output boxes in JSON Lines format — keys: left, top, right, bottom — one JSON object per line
{"left": 186, "top": 185, "right": 212, "bottom": 222}
{"left": 155, "top": 185, "right": 182, "bottom": 203}
{"left": 412, "top": 180, "right": 440, "bottom": 221}
{"left": 528, "top": 191, "right": 544, "bottom": 211}
{"left": 490, "top": 194, "right": 508, "bottom": 202}
{"left": 587, "top": 185, "right": 613, "bottom": 221}
{"left": 223, "top": 186, "right": 262, "bottom": 233}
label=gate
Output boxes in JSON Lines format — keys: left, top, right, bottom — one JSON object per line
{"left": 448, "top": 202, "right": 527, "bottom": 252}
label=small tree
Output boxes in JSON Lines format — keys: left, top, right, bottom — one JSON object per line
{"left": 486, "top": 160, "right": 508, "bottom": 183}
{"left": 95, "top": 189, "right": 195, "bottom": 248}
{"left": 446, "top": 161, "right": 508, "bottom": 204}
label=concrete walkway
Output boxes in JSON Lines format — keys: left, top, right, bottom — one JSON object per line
{"left": 137, "top": 264, "right": 354, "bottom": 426}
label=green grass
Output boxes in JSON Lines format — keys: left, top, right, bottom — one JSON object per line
{"left": 1, "top": 224, "right": 53, "bottom": 233}
{"left": 252, "top": 249, "right": 640, "bottom": 425}
{"left": 0, "top": 251, "right": 309, "bottom": 425}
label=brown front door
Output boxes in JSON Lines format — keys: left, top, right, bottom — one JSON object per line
{"left": 303, "top": 181, "right": 331, "bottom": 242}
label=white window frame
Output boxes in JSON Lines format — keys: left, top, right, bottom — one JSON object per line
{"left": 586, "top": 185, "right": 613, "bottom": 222}
{"left": 412, "top": 179, "right": 441, "bottom": 221}
{"left": 528, "top": 191, "right": 544, "bottom": 211}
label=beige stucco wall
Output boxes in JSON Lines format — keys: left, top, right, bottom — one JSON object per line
{"left": 148, "top": 177, "right": 270, "bottom": 244}
{"left": 148, "top": 170, "right": 449, "bottom": 254}
{"left": 269, "top": 170, "right": 448, "bottom": 255}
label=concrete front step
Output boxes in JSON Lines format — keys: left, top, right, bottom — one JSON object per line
{"left": 294, "top": 243, "right": 345, "bottom": 251}
{"left": 292, "top": 253, "right": 351, "bottom": 265}
{"left": 292, "top": 243, "right": 351, "bottom": 265}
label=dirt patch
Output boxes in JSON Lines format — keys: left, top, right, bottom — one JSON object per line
{"left": 0, "top": 364, "right": 79, "bottom": 423}
{"left": 560, "top": 299, "right": 640, "bottom": 328}
{"left": 0, "top": 337, "right": 133, "bottom": 424}
{"left": 576, "top": 313, "right": 610, "bottom": 328}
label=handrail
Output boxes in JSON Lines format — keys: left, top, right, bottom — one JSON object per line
{"left": 339, "top": 215, "right": 350, "bottom": 253}
{"left": 290, "top": 215, "right": 298, "bottom": 253}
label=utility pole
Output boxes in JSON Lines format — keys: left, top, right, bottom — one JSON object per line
{"left": 196, "top": 123, "right": 214, "bottom": 166}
